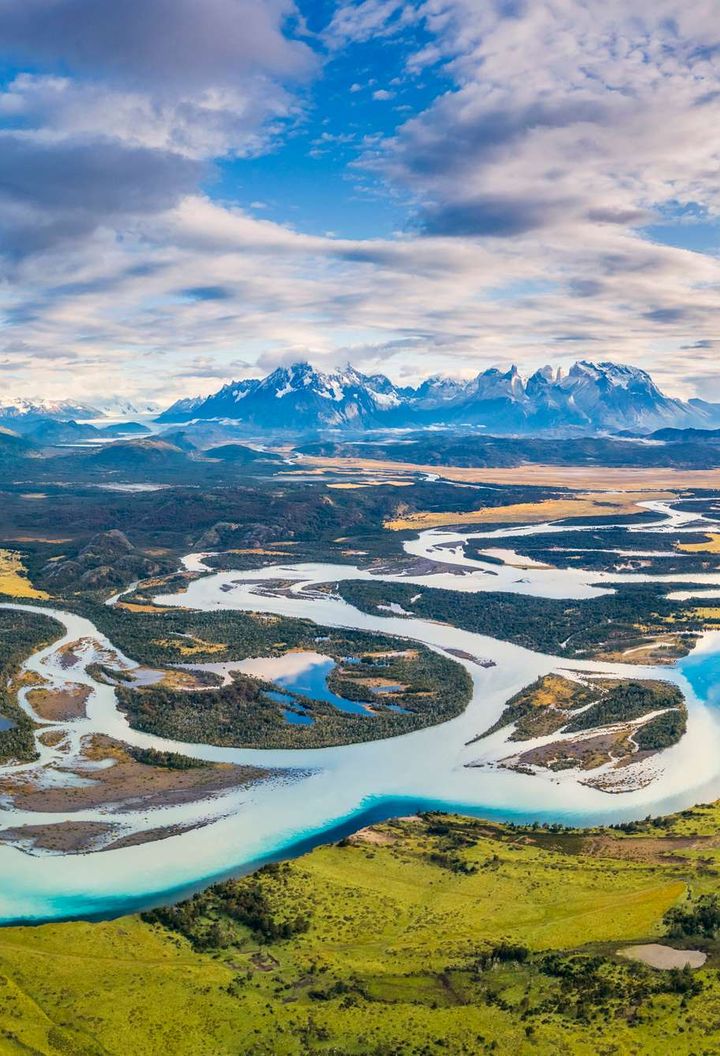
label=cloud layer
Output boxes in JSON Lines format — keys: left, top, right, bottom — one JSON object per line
{"left": 1, "top": 0, "right": 720, "bottom": 402}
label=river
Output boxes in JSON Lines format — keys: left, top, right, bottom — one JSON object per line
{"left": 0, "top": 499, "right": 718, "bottom": 922}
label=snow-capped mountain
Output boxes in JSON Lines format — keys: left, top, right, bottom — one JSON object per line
{"left": 444, "top": 361, "right": 709, "bottom": 431}
{"left": 542, "top": 361, "right": 695, "bottom": 432}
{"left": 88, "top": 398, "right": 161, "bottom": 419}
{"left": 157, "top": 379, "right": 259, "bottom": 423}
{"left": 157, "top": 360, "right": 719, "bottom": 434}
{"left": 0, "top": 397, "right": 102, "bottom": 421}
{"left": 411, "top": 375, "right": 469, "bottom": 408}
{"left": 158, "top": 363, "right": 406, "bottom": 428}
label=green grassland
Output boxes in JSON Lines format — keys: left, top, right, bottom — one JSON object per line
{"left": 2, "top": 808, "right": 720, "bottom": 1054}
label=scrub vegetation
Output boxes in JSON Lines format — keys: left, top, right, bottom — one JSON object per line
{"left": 338, "top": 579, "right": 704, "bottom": 662}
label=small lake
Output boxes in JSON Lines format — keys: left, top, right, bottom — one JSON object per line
{"left": 268, "top": 654, "right": 370, "bottom": 716}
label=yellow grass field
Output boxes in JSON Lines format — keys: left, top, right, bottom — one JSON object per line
{"left": 678, "top": 533, "right": 720, "bottom": 553}
{"left": 384, "top": 492, "right": 667, "bottom": 531}
{"left": 0, "top": 549, "right": 48, "bottom": 599}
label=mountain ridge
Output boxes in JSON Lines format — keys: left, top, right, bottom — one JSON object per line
{"left": 157, "top": 360, "right": 717, "bottom": 435}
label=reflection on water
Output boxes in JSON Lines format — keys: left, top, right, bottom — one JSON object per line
{"left": 265, "top": 688, "right": 316, "bottom": 725}
{"left": 271, "top": 655, "right": 369, "bottom": 717}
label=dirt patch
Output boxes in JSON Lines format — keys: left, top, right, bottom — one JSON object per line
{"left": 57, "top": 643, "right": 82, "bottom": 669}
{"left": 0, "top": 820, "right": 114, "bottom": 854}
{"left": 446, "top": 648, "right": 495, "bottom": 667}
{"left": 37, "top": 729, "right": 67, "bottom": 748}
{"left": 103, "top": 820, "right": 216, "bottom": 852}
{"left": 343, "top": 676, "right": 409, "bottom": 691}
{"left": 27, "top": 683, "right": 91, "bottom": 721}
{"left": 0, "top": 735, "right": 269, "bottom": 813}
{"left": 618, "top": 944, "right": 707, "bottom": 970}
{"left": 369, "top": 557, "right": 471, "bottom": 577}
{"left": 592, "top": 633, "right": 697, "bottom": 665}
{"left": 505, "top": 729, "right": 633, "bottom": 773}
{"left": 0, "top": 817, "right": 223, "bottom": 855}
{"left": 349, "top": 826, "right": 397, "bottom": 846}
{"left": 577, "top": 832, "right": 720, "bottom": 864}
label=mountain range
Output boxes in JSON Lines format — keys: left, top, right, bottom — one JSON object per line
{"left": 0, "top": 397, "right": 160, "bottom": 425}
{"left": 157, "top": 360, "right": 720, "bottom": 435}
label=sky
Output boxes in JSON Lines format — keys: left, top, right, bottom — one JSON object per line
{"left": 1, "top": 0, "right": 720, "bottom": 405}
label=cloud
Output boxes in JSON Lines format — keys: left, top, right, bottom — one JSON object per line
{"left": 324, "top": 1, "right": 418, "bottom": 48}
{"left": 643, "top": 307, "right": 690, "bottom": 324}
{"left": 0, "top": 134, "right": 202, "bottom": 257}
{"left": 0, "top": 135, "right": 201, "bottom": 214}
{"left": 1, "top": 0, "right": 720, "bottom": 403}
{"left": 0, "top": 2, "right": 316, "bottom": 260}
{"left": 0, "top": 0, "right": 314, "bottom": 88}
{"left": 369, "top": 1, "right": 720, "bottom": 250}
{"left": 418, "top": 194, "right": 566, "bottom": 237}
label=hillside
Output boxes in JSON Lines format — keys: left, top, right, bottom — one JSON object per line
{"left": 0, "top": 808, "right": 719, "bottom": 1054}
{"left": 0, "top": 430, "right": 35, "bottom": 462}
{"left": 300, "top": 431, "right": 720, "bottom": 470}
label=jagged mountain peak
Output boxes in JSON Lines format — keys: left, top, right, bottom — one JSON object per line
{"left": 159, "top": 361, "right": 406, "bottom": 428}
{"left": 156, "top": 358, "right": 714, "bottom": 434}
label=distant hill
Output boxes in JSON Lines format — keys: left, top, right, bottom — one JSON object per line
{"left": 18, "top": 419, "right": 101, "bottom": 445}
{"left": 158, "top": 360, "right": 717, "bottom": 435}
{"left": 157, "top": 420, "right": 285, "bottom": 450}
{"left": 6, "top": 417, "right": 151, "bottom": 445}
{"left": 300, "top": 430, "right": 720, "bottom": 470}
{"left": 648, "top": 426, "right": 720, "bottom": 443}
{"left": 90, "top": 438, "right": 190, "bottom": 469}
{"left": 204, "top": 443, "right": 284, "bottom": 465}
{"left": 39, "top": 529, "right": 174, "bottom": 592}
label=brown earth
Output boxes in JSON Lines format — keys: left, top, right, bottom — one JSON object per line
{"left": 26, "top": 684, "right": 91, "bottom": 721}
{"left": 0, "top": 821, "right": 114, "bottom": 854}
{"left": 0, "top": 735, "right": 269, "bottom": 813}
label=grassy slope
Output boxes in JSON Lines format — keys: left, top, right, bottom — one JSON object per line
{"left": 0, "top": 809, "right": 720, "bottom": 1054}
